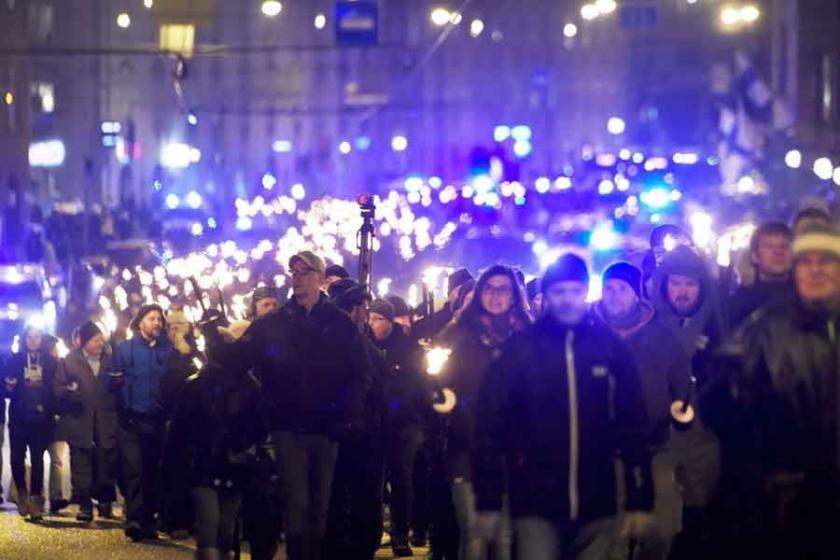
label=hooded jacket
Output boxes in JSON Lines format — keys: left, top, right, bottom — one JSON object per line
{"left": 593, "top": 300, "right": 693, "bottom": 446}
{"left": 4, "top": 347, "right": 57, "bottom": 426}
{"left": 473, "top": 313, "right": 653, "bottom": 523}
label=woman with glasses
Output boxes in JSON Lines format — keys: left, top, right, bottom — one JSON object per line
{"left": 435, "top": 265, "right": 531, "bottom": 560}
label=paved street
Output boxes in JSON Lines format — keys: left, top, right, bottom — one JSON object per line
{"left": 0, "top": 501, "right": 430, "bottom": 560}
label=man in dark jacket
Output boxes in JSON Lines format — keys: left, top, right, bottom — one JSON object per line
{"left": 721, "top": 223, "right": 840, "bottom": 559}
{"left": 650, "top": 246, "right": 725, "bottom": 558}
{"left": 727, "top": 221, "right": 795, "bottom": 329}
{"left": 595, "top": 262, "right": 693, "bottom": 560}
{"left": 4, "top": 323, "right": 58, "bottom": 521}
{"left": 54, "top": 321, "right": 118, "bottom": 522}
{"left": 113, "top": 303, "right": 173, "bottom": 541}
{"left": 369, "top": 298, "right": 430, "bottom": 557}
{"left": 231, "top": 251, "right": 370, "bottom": 560}
{"left": 475, "top": 254, "right": 653, "bottom": 560}
{"left": 412, "top": 268, "right": 473, "bottom": 341}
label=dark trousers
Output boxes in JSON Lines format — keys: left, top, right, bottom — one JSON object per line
{"left": 385, "top": 427, "right": 423, "bottom": 539}
{"left": 412, "top": 445, "right": 431, "bottom": 538}
{"left": 118, "top": 417, "right": 163, "bottom": 528}
{"left": 192, "top": 486, "right": 242, "bottom": 553}
{"left": 70, "top": 445, "right": 117, "bottom": 510}
{"left": 242, "top": 483, "right": 284, "bottom": 560}
{"left": 272, "top": 431, "right": 339, "bottom": 560}
{"left": 9, "top": 419, "right": 51, "bottom": 497}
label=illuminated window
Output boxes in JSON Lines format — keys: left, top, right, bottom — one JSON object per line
{"left": 159, "top": 24, "right": 195, "bottom": 56}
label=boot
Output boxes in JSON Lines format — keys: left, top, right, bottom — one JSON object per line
{"left": 194, "top": 548, "right": 221, "bottom": 560}
{"left": 28, "top": 495, "right": 43, "bottom": 522}
{"left": 391, "top": 533, "right": 413, "bottom": 557}
{"left": 97, "top": 502, "right": 115, "bottom": 519}
{"left": 16, "top": 490, "right": 29, "bottom": 518}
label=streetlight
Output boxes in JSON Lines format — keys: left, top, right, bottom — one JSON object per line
{"left": 607, "top": 117, "right": 626, "bottom": 135}
{"left": 116, "top": 12, "right": 131, "bottom": 29}
{"left": 470, "top": 19, "right": 484, "bottom": 37}
{"left": 391, "top": 135, "right": 408, "bottom": 152}
{"left": 430, "top": 8, "right": 451, "bottom": 26}
{"left": 581, "top": 3, "right": 599, "bottom": 20}
{"left": 261, "top": 1, "right": 282, "bottom": 18}
{"left": 314, "top": 13, "right": 326, "bottom": 29}
{"left": 784, "top": 149, "right": 802, "bottom": 169}
{"left": 563, "top": 23, "right": 578, "bottom": 38}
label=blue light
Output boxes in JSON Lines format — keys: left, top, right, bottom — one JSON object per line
{"left": 190, "top": 222, "right": 204, "bottom": 236}
{"left": 207, "top": 217, "right": 218, "bottom": 229}
{"left": 640, "top": 187, "right": 672, "bottom": 209}
{"left": 511, "top": 125, "right": 532, "bottom": 142}
{"left": 472, "top": 175, "right": 495, "bottom": 194}
{"left": 494, "top": 125, "right": 511, "bottom": 142}
{"left": 590, "top": 222, "right": 619, "bottom": 252}
{"left": 514, "top": 196, "right": 526, "bottom": 206}
{"left": 187, "top": 112, "right": 198, "bottom": 126}
{"left": 236, "top": 216, "right": 253, "bottom": 231}
{"left": 513, "top": 140, "right": 533, "bottom": 158}
{"left": 153, "top": 180, "right": 163, "bottom": 191}
{"left": 354, "top": 136, "right": 371, "bottom": 150}
{"left": 186, "top": 190, "right": 202, "bottom": 209}
{"left": 272, "top": 140, "right": 293, "bottom": 153}
{"left": 262, "top": 173, "right": 277, "bottom": 190}
{"left": 165, "top": 194, "right": 180, "bottom": 210}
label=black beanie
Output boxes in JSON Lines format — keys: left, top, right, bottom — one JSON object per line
{"left": 78, "top": 321, "right": 103, "bottom": 349}
{"left": 370, "top": 299, "right": 395, "bottom": 322}
{"left": 602, "top": 262, "right": 642, "bottom": 299}
{"left": 386, "top": 295, "right": 411, "bottom": 318}
{"left": 325, "top": 264, "right": 350, "bottom": 280}
{"left": 542, "top": 254, "right": 589, "bottom": 293}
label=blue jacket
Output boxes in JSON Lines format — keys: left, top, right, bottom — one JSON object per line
{"left": 113, "top": 336, "right": 173, "bottom": 416}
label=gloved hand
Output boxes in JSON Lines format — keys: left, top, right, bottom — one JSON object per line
{"left": 475, "top": 511, "right": 502, "bottom": 541}
{"left": 621, "top": 512, "right": 655, "bottom": 540}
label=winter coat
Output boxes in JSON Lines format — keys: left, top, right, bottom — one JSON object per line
{"left": 113, "top": 335, "right": 174, "bottom": 417}
{"left": 167, "top": 364, "right": 266, "bottom": 489}
{"left": 724, "top": 299, "right": 840, "bottom": 478}
{"left": 4, "top": 349, "right": 57, "bottom": 427}
{"left": 726, "top": 279, "right": 796, "bottom": 330}
{"left": 373, "top": 325, "right": 431, "bottom": 436}
{"left": 54, "top": 349, "right": 119, "bottom": 449}
{"left": 231, "top": 293, "right": 370, "bottom": 439}
{"left": 593, "top": 301, "right": 693, "bottom": 446}
{"left": 474, "top": 313, "right": 653, "bottom": 523}
{"left": 436, "top": 317, "right": 513, "bottom": 481}
{"left": 412, "top": 304, "right": 454, "bottom": 342}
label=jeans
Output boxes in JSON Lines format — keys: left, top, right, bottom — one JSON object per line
{"left": 48, "top": 441, "right": 67, "bottom": 502}
{"left": 451, "top": 480, "right": 511, "bottom": 560}
{"left": 70, "top": 445, "right": 117, "bottom": 510}
{"left": 515, "top": 516, "right": 617, "bottom": 560}
{"left": 118, "top": 417, "right": 163, "bottom": 528}
{"left": 192, "top": 486, "right": 242, "bottom": 553}
{"left": 272, "top": 430, "right": 338, "bottom": 557}
{"left": 386, "top": 428, "right": 423, "bottom": 539}
{"left": 9, "top": 419, "right": 51, "bottom": 497}
{"left": 611, "top": 449, "right": 681, "bottom": 560}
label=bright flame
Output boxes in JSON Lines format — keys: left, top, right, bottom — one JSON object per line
{"left": 425, "top": 346, "right": 452, "bottom": 376}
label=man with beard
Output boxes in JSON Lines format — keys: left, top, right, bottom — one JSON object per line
{"left": 113, "top": 304, "right": 173, "bottom": 542}
{"left": 650, "top": 246, "right": 727, "bottom": 559}
{"left": 595, "top": 262, "right": 693, "bottom": 560}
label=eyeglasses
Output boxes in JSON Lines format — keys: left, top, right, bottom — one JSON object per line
{"left": 482, "top": 285, "right": 513, "bottom": 297}
{"left": 290, "top": 266, "right": 317, "bottom": 276}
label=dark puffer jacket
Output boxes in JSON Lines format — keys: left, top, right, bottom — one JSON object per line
{"left": 373, "top": 325, "right": 430, "bottom": 436}
{"left": 474, "top": 314, "right": 653, "bottom": 523}
{"left": 4, "top": 348, "right": 58, "bottom": 427}
{"left": 231, "top": 293, "right": 370, "bottom": 439}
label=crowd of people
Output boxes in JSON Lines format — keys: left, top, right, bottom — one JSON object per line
{"left": 0, "top": 205, "right": 838, "bottom": 560}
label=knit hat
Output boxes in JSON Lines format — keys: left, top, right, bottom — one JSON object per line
{"left": 78, "top": 321, "right": 102, "bottom": 349}
{"left": 325, "top": 264, "right": 350, "bottom": 280}
{"left": 252, "top": 285, "right": 278, "bottom": 304}
{"left": 386, "top": 295, "right": 411, "bottom": 318}
{"left": 370, "top": 299, "right": 395, "bottom": 322}
{"left": 447, "top": 268, "right": 474, "bottom": 295}
{"left": 602, "top": 262, "right": 642, "bottom": 299}
{"left": 793, "top": 223, "right": 840, "bottom": 261}
{"left": 542, "top": 254, "right": 589, "bottom": 293}
{"left": 328, "top": 278, "right": 369, "bottom": 312}
{"left": 130, "top": 303, "right": 166, "bottom": 332}
{"left": 289, "top": 250, "right": 326, "bottom": 276}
